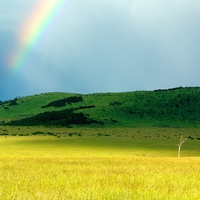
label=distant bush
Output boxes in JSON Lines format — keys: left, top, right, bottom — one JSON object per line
{"left": 104, "top": 134, "right": 111, "bottom": 136}
{"left": 154, "top": 86, "right": 183, "bottom": 92}
{"left": 188, "top": 136, "right": 194, "bottom": 140}
{"left": 111, "top": 119, "right": 118, "bottom": 123}
{"left": 7, "top": 108, "right": 99, "bottom": 127}
{"left": 109, "top": 102, "right": 122, "bottom": 106}
{"left": 31, "top": 131, "right": 44, "bottom": 135}
{"left": 9, "top": 97, "right": 18, "bottom": 106}
{"left": 47, "top": 132, "right": 55, "bottom": 136}
{"left": 0, "top": 133, "right": 8, "bottom": 136}
{"left": 42, "top": 96, "right": 83, "bottom": 108}
{"left": 68, "top": 132, "right": 82, "bottom": 137}
{"left": 0, "top": 97, "right": 19, "bottom": 107}
{"left": 68, "top": 133, "right": 73, "bottom": 137}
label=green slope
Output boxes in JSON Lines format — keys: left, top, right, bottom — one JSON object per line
{"left": 1, "top": 87, "right": 200, "bottom": 127}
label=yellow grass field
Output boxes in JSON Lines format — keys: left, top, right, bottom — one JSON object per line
{"left": 0, "top": 127, "right": 200, "bottom": 199}
{"left": 1, "top": 156, "right": 200, "bottom": 199}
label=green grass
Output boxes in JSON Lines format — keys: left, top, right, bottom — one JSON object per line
{"left": 0, "top": 92, "right": 76, "bottom": 122}
{"left": 1, "top": 87, "right": 200, "bottom": 127}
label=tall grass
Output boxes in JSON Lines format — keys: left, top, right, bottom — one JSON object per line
{"left": 0, "top": 156, "right": 200, "bottom": 199}
{"left": 0, "top": 126, "right": 199, "bottom": 199}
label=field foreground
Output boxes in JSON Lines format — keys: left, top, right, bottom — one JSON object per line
{"left": 0, "top": 156, "right": 200, "bottom": 199}
{"left": 0, "top": 127, "right": 200, "bottom": 199}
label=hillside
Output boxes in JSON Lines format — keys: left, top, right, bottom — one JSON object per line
{"left": 0, "top": 87, "right": 200, "bottom": 127}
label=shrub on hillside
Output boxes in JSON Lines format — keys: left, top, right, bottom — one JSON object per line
{"left": 7, "top": 108, "right": 98, "bottom": 127}
{"left": 9, "top": 97, "right": 18, "bottom": 106}
{"left": 41, "top": 96, "right": 83, "bottom": 108}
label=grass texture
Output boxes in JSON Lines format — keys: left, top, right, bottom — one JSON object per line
{"left": 0, "top": 126, "right": 199, "bottom": 199}
{"left": 1, "top": 156, "right": 200, "bottom": 200}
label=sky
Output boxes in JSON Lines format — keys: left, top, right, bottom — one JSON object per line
{"left": 0, "top": 0, "right": 200, "bottom": 101}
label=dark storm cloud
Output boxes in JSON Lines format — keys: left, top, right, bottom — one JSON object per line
{"left": 1, "top": 0, "right": 200, "bottom": 100}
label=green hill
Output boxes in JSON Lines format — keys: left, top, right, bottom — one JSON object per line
{"left": 1, "top": 87, "right": 200, "bottom": 127}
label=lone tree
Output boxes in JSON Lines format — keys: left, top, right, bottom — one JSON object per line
{"left": 177, "top": 136, "right": 187, "bottom": 158}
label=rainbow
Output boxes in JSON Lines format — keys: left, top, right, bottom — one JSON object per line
{"left": 8, "top": 0, "right": 67, "bottom": 72}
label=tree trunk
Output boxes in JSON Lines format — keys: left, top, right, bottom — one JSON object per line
{"left": 178, "top": 145, "right": 181, "bottom": 158}
{"left": 177, "top": 137, "right": 187, "bottom": 158}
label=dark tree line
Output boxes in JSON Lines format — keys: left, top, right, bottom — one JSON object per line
{"left": 41, "top": 96, "right": 83, "bottom": 108}
{"left": 0, "top": 97, "right": 18, "bottom": 106}
{"left": 7, "top": 108, "right": 99, "bottom": 126}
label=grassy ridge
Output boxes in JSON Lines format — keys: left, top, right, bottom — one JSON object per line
{"left": 1, "top": 87, "right": 200, "bottom": 127}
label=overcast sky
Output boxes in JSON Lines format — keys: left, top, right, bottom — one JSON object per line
{"left": 1, "top": 0, "right": 200, "bottom": 100}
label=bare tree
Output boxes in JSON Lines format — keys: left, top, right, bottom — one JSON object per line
{"left": 177, "top": 136, "right": 187, "bottom": 158}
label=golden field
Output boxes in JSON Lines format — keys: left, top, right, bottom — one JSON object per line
{"left": 0, "top": 127, "right": 199, "bottom": 199}
{"left": 1, "top": 156, "right": 200, "bottom": 199}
